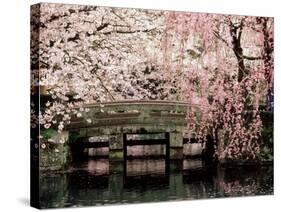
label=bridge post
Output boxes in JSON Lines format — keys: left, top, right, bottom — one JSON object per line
{"left": 165, "top": 132, "right": 170, "bottom": 159}
{"left": 109, "top": 133, "right": 124, "bottom": 160}
{"left": 169, "top": 132, "right": 183, "bottom": 159}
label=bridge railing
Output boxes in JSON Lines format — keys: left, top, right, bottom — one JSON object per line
{"left": 66, "top": 100, "right": 203, "bottom": 130}
{"left": 83, "top": 100, "right": 192, "bottom": 113}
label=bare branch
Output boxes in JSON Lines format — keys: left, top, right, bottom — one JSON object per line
{"left": 96, "top": 22, "right": 110, "bottom": 31}
{"left": 213, "top": 30, "right": 230, "bottom": 47}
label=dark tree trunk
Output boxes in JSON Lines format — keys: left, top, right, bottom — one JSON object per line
{"left": 203, "top": 134, "right": 216, "bottom": 164}
{"left": 229, "top": 20, "right": 245, "bottom": 82}
{"left": 259, "top": 17, "right": 274, "bottom": 85}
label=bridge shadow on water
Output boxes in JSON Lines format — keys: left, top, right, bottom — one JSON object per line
{"left": 39, "top": 156, "right": 273, "bottom": 208}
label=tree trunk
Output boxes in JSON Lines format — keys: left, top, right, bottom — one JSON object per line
{"left": 260, "top": 17, "right": 274, "bottom": 85}
{"left": 229, "top": 20, "right": 245, "bottom": 82}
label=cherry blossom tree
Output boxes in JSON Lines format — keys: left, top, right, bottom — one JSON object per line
{"left": 162, "top": 12, "right": 273, "bottom": 160}
{"left": 31, "top": 3, "right": 166, "bottom": 132}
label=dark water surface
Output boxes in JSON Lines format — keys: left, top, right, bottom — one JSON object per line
{"left": 39, "top": 159, "right": 273, "bottom": 208}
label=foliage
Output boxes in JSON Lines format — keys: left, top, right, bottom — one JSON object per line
{"left": 68, "top": 131, "right": 81, "bottom": 144}
{"left": 258, "top": 125, "right": 273, "bottom": 160}
{"left": 41, "top": 128, "right": 57, "bottom": 140}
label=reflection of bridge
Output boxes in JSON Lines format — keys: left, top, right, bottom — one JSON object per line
{"left": 67, "top": 100, "right": 203, "bottom": 160}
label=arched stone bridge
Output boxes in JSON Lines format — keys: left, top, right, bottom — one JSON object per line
{"left": 66, "top": 100, "right": 203, "bottom": 160}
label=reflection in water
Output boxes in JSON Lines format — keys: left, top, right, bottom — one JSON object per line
{"left": 183, "top": 159, "right": 203, "bottom": 170}
{"left": 39, "top": 159, "right": 273, "bottom": 208}
{"left": 124, "top": 159, "right": 169, "bottom": 190}
{"left": 126, "top": 159, "right": 166, "bottom": 176}
{"left": 87, "top": 159, "right": 109, "bottom": 175}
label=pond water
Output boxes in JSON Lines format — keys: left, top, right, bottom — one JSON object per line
{"left": 39, "top": 159, "right": 273, "bottom": 208}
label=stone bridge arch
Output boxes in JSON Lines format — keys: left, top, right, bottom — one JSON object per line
{"left": 66, "top": 100, "right": 203, "bottom": 160}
